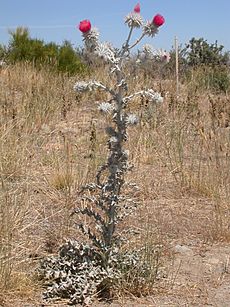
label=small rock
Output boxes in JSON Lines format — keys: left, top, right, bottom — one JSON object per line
{"left": 173, "top": 244, "right": 193, "bottom": 255}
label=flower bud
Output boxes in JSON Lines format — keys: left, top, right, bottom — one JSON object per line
{"left": 152, "top": 14, "right": 165, "bottom": 27}
{"left": 78, "top": 19, "right": 91, "bottom": 33}
{"left": 134, "top": 3, "right": 140, "bottom": 13}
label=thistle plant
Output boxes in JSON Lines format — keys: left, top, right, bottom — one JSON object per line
{"left": 40, "top": 3, "right": 165, "bottom": 305}
{"left": 75, "top": 2, "right": 164, "bottom": 255}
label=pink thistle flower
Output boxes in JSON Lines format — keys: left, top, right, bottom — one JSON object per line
{"left": 152, "top": 14, "right": 165, "bottom": 27}
{"left": 134, "top": 3, "right": 140, "bottom": 13}
{"left": 78, "top": 20, "right": 91, "bottom": 33}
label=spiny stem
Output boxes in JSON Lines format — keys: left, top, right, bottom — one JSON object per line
{"left": 119, "top": 26, "right": 134, "bottom": 59}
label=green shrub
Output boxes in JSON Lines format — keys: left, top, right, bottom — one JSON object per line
{"left": 4, "top": 27, "right": 88, "bottom": 75}
{"left": 182, "top": 38, "right": 230, "bottom": 93}
{"left": 184, "top": 37, "right": 229, "bottom": 67}
{"left": 0, "top": 44, "right": 7, "bottom": 60}
{"left": 56, "top": 41, "right": 86, "bottom": 75}
{"left": 187, "top": 65, "right": 230, "bottom": 93}
{"left": 209, "top": 66, "right": 230, "bottom": 93}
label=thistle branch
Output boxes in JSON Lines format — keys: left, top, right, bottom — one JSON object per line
{"left": 124, "top": 89, "right": 163, "bottom": 104}
{"left": 128, "top": 33, "right": 146, "bottom": 50}
{"left": 73, "top": 80, "right": 115, "bottom": 96}
{"left": 120, "top": 26, "right": 134, "bottom": 57}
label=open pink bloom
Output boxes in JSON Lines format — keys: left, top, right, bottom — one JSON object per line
{"left": 78, "top": 20, "right": 91, "bottom": 33}
{"left": 152, "top": 14, "right": 165, "bottom": 27}
{"left": 134, "top": 3, "right": 140, "bottom": 13}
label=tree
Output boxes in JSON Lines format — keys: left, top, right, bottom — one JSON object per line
{"left": 184, "top": 37, "right": 229, "bottom": 67}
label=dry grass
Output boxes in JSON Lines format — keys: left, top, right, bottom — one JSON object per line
{"left": 0, "top": 62, "right": 230, "bottom": 305}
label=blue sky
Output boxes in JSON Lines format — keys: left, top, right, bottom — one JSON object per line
{"left": 1, "top": 0, "right": 230, "bottom": 52}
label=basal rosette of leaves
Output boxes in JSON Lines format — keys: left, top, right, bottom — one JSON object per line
{"left": 39, "top": 241, "right": 159, "bottom": 305}
{"left": 41, "top": 3, "right": 165, "bottom": 305}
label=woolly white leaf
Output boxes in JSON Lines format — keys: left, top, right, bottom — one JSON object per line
{"left": 126, "top": 114, "right": 139, "bottom": 125}
{"left": 109, "top": 136, "right": 118, "bottom": 143}
{"left": 124, "top": 89, "right": 163, "bottom": 104}
{"left": 97, "top": 102, "right": 114, "bottom": 113}
{"left": 73, "top": 80, "right": 110, "bottom": 93}
{"left": 125, "top": 12, "right": 143, "bottom": 28}
{"left": 143, "top": 21, "right": 159, "bottom": 37}
{"left": 82, "top": 27, "right": 100, "bottom": 51}
{"left": 95, "top": 42, "right": 119, "bottom": 64}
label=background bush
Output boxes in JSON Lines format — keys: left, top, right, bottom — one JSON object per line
{"left": 0, "top": 27, "right": 87, "bottom": 75}
{"left": 1, "top": 29, "right": 229, "bottom": 92}
{"left": 183, "top": 38, "right": 230, "bottom": 93}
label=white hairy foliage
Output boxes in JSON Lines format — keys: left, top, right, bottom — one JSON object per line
{"left": 40, "top": 241, "right": 154, "bottom": 305}
{"left": 125, "top": 12, "right": 143, "bottom": 28}
{"left": 125, "top": 114, "right": 139, "bottom": 125}
{"left": 82, "top": 27, "right": 100, "bottom": 51}
{"left": 98, "top": 102, "right": 114, "bottom": 113}
{"left": 143, "top": 21, "right": 159, "bottom": 37}
{"left": 124, "top": 89, "right": 163, "bottom": 104}
{"left": 73, "top": 80, "right": 109, "bottom": 93}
